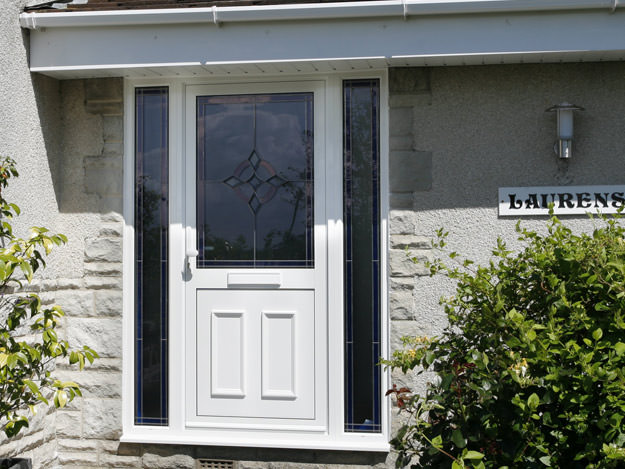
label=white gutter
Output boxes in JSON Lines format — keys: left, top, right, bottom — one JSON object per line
{"left": 19, "top": 0, "right": 623, "bottom": 30}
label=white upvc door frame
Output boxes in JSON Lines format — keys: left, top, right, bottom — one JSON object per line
{"left": 183, "top": 80, "right": 328, "bottom": 431}
{"left": 122, "top": 71, "right": 391, "bottom": 451}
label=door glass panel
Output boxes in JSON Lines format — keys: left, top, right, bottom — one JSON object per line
{"left": 196, "top": 93, "right": 314, "bottom": 268}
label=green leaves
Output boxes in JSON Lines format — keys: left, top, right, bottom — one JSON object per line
{"left": 527, "top": 393, "right": 540, "bottom": 411}
{"left": 463, "top": 450, "right": 485, "bottom": 460}
{"left": 0, "top": 156, "right": 98, "bottom": 438}
{"left": 54, "top": 389, "right": 68, "bottom": 408}
{"left": 3, "top": 415, "right": 29, "bottom": 438}
{"left": 452, "top": 429, "right": 467, "bottom": 449}
{"left": 386, "top": 212, "right": 625, "bottom": 468}
{"left": 539, "top": 455, "right": 552, "bottom": 466}
{"left": 432, "top": 434, "right": 444, "bottom": 449}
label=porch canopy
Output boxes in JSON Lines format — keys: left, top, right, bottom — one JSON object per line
{"left": 20, "top": 0, "right": 625, "bottom": 79}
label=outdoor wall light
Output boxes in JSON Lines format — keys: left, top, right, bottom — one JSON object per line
{"left": 546, "top": 102, "right": 584, "bottom": 159}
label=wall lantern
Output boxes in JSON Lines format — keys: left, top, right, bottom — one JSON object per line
{"left": 546, "top": 102, "right": 584, "bottom": 159}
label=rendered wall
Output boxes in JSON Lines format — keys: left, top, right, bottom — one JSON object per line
{"left": 387, "top": 63, "right": 625, "bottom": 406}
{"left": 0, "top": 0, "right": 61, "bottom": 465}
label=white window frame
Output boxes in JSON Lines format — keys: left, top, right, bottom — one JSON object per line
{"left": 121, "top": 71, "right": 390, "bottom": 451}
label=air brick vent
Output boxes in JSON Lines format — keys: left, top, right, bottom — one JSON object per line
{"left": 0, "top": 459, "right": 32, "bottom": 469}
{"left": 196, "top": 460, "right": 235, "bottom": 469}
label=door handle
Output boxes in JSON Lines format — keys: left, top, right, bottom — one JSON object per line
{"left": 186, "top": 248, "right": 198, "bottom": 270}
{"left": 185, "top": 224, "right": 198, "bottom": 264}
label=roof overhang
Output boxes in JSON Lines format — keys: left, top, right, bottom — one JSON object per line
{"left": 20, "top": 0, "right": 625, "bottom": 79}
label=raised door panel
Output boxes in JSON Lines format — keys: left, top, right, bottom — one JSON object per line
{"left": 209, "top": 311, "right": 245, "bottom": 398}
{"left": 196, "top": 290, "right": 315, "bottom": 420}
{"left": 262, "top": 312, "right": 296, "bottom": 399}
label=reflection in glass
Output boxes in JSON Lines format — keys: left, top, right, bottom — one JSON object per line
{"left": 343, "top": 80, "right": 381, "bottom": 433}
{"left": 196, "top": 93, "right": 314, "bottom": 267}
{"left": 135, "top": 87, "right": 168, "bottom": 425}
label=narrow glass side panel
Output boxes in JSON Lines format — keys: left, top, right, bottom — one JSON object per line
{"left": 196, "top": 93, "right": 314, "bottom": 268}
{"left": 135, "top": 87, "right": 168, "bottom": 426}
{"left": 343, "top": 79, "right": 381, "bottom": 433}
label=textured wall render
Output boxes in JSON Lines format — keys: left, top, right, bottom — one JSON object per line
{"left": 0, "top": 0, "right": 61, "bottom": 466}
{"left": 387, "top": 62, "right": 625, "bottom": 427}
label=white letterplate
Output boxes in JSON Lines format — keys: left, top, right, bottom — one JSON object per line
{"left": 499, "top": 185, "right": 625, "bottom": 216}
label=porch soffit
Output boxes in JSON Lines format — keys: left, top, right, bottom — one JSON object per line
{"left": 20, "top": 0, "right": 625, "bottom": 79}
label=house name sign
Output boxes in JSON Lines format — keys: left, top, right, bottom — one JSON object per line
{"left": 499, "top": 185, "right": 625, "bottom": 216}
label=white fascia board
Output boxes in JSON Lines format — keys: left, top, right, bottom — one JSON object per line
{"left": 19, "top": 1, "right": 400, "bottom": 28}
{"left": 19, "top": 0, "right": 618, "bottom": 29}
{"left": 404, "top": 0, "right": 616, "bottom": 15}
{"left": 26, "top": 8, "right": 625, "bottom": 76}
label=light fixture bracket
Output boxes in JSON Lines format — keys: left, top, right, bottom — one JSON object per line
{"left": 546, "top": 102, "right": 584, "bottom": 159}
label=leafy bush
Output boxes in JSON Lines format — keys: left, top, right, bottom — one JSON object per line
{"left": 385, "top": 214, "right": 625, "bottom": 468}
{"left": 0, "top": 157, "right": 98, "bottom": 437}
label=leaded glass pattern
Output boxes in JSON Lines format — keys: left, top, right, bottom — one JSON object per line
{"left": 196, "top": 93, "right": 314, "bottom": 268}
{"left": 135, "top": 87, "right": 169, "bottom": 426}
{"left": 343, "top": 79, "right": 381, "bottom": 433}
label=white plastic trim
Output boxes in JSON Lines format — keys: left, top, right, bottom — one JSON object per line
{"left": 120, "top": 429, "right": 390, "bottom": 451}
{"left": 19, "top": 0, "right": 621, "bottom": 29}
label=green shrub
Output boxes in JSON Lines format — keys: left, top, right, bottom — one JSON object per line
{"left": 0, "top": 157, "right": 98, "bottom": 437}
{"left": 385, "top": 214, "right": 625, "bottom": 468}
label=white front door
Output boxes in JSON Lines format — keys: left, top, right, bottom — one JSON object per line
{"left": 184, "top": 82, "right": 327, "bottom": 430}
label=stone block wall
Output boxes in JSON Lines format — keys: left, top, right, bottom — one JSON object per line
{"left": 52, "top": 79, "right": 125, "bottom": 467}
{"left": 387, "top": 68, "right": 440, "bottom": 407}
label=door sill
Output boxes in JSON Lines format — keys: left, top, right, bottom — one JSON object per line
{"left": 121, "top": 429, "right": 390, "bottom": 452}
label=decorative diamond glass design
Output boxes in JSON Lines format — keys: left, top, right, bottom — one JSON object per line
{"left": 196, "top": 93, "right": 314, "bottom": 268}
{"left": 222, "top": 150, "right": 286, "bottom": 215}
{"left": 343, "top": 79, "right": 381, "bottom": 433}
